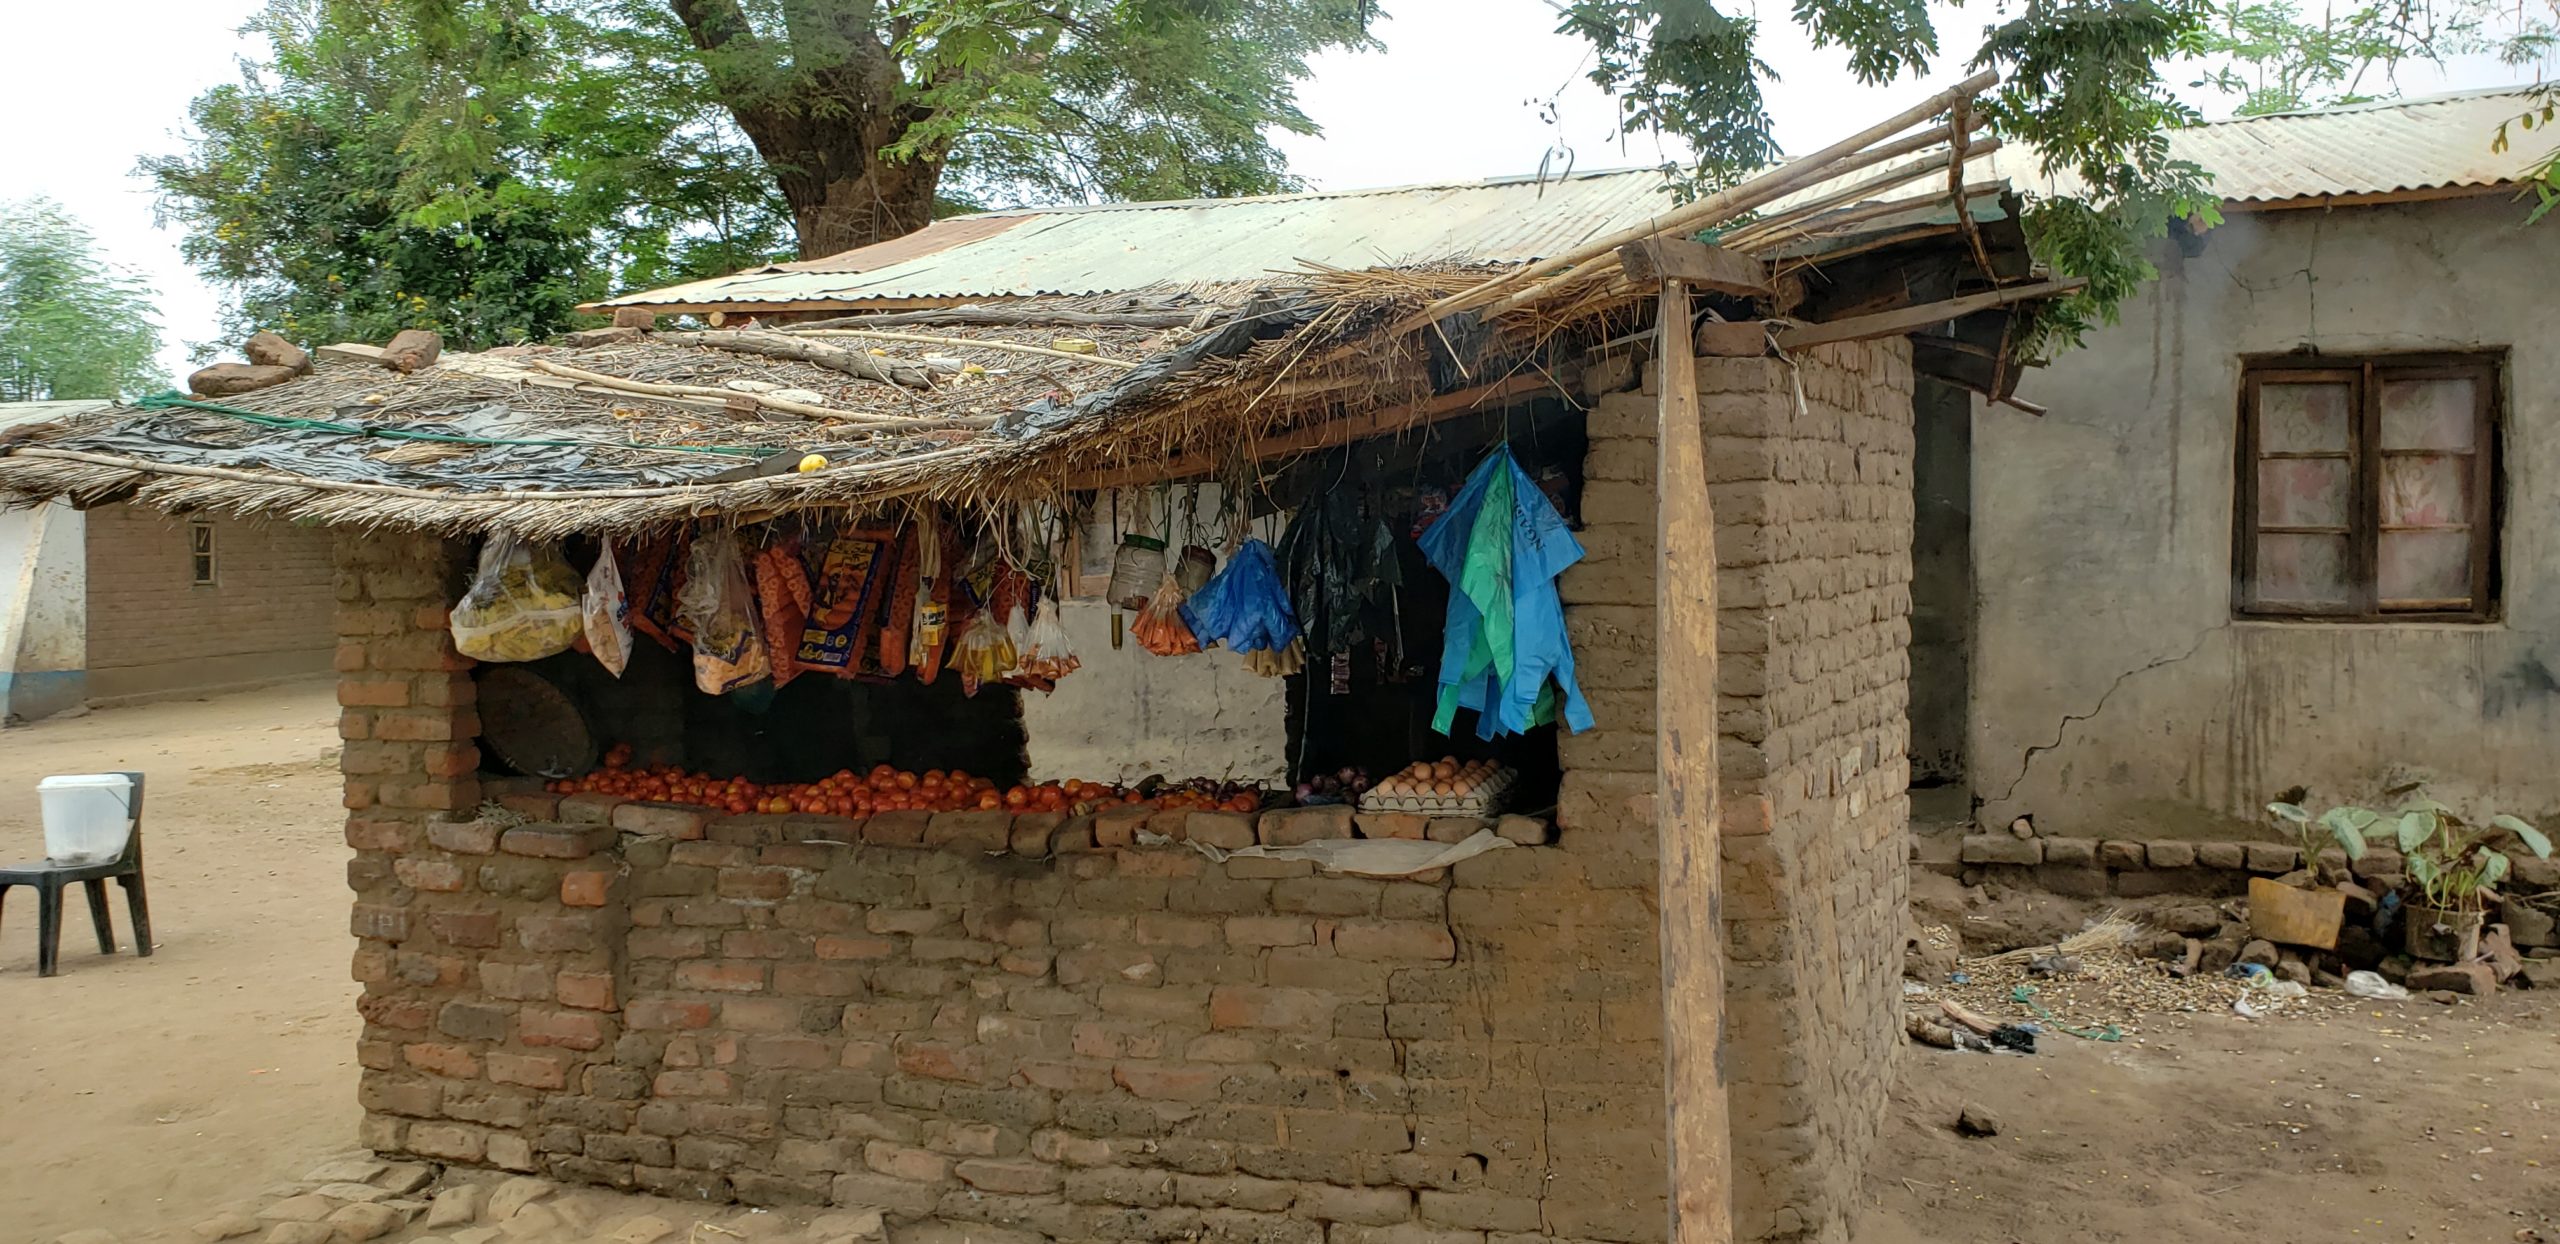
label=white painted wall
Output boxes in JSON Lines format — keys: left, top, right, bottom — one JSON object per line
{"left": 1020, "top": 599, "right": 1288, "bottom": 785}
{"left": 0, "top": 500, "right": 89, "bottom": 722}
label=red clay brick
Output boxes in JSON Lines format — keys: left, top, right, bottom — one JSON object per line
{"left": 861, "top": 811, "right": 931, "bottom": 847}
{"left": 1332, "top": 921, "right": 1457, "bottom": 962}
{"left": 425, "top": 819, "right": 501, "bottom": 854}
{"left": 675, "top": 962, "right": 767, "bottom": 993}
{"left": 486, "top": 1051, "right": 569, "bottom": 1089}
{"left": 394, "top": 858, "right": 467, "bottom": 892}
{"left": 517, "top": 915, "right": 600, "bottom": 953}
{"left": 773, "top": 964, "right": 865, "bottom": 996}
{"left": 403, "top": 1042, "right": 481, "bottom": 1079}
{"left": 815, "top": 935, "right": 894, "bottom": 961}
{"left": 627, "top": 998, "right": 715, "bottom": 1030}
{"left": 519, "top": 1008, "right": 609, "bottom": 1051}
{"left": 955, "top": 1159, "right": 1063, "bottom": 1195}
{"left": 925, "top": 812, "right": 1013, "bottom": 853}
{"left": 560, "top": 870, "right": 613, "bottom": 907}
{"left": 1113, "top": 1062, "right": 1226, "bottom": 1102}
{"left": 556, "top": 972, "right": 617, "bottom": 1011}
{"left": 478, "top": 961, "right": 553, "bottom": 1001}
{"left": 652, "top": 1069, "right": 734, "bottom": 1098}
{"left": 1208, "top": 986, "right": 1334, "bottom": 1032}
{"left": 345, "top": 818, "right": 415, "bottom": 853}
{"left": 501, "top": 824, "right": 616, "bottom": 859}
{"left": 718, "top": 867, "right": 795, "bottom": 901}
{"left": 338, "top": 678, "right": 411, "bottom": 708}
{"left": 613, "top": 802, "right": 708, "bottom": 839}
{"left": 426, "top": 909, "right": 502, "bottom": 949}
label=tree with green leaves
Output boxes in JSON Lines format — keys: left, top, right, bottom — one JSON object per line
{"left": 346, "top": 0, "right": 1380, "bottom": 258}
{"left": 144, "top": 1, "right": 778, "bottom": 352}
{"left": 0, "top": 199, "right": 168, "bottom": 403}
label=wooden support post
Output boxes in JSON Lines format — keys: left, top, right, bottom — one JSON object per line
{"left": 1652, "top": 278, "right": 1731, "bottom": 1244}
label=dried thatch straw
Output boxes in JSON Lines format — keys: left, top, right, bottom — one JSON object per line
{"left": 1972, "top": 913, "right": 2146, "bottom": 966}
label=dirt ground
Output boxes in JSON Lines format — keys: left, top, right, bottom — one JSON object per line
{"left": 0, "top": 682, "right": 358, "bottom": 1243}
{"left": 8, "top": 686, "right": 2560, "bottom": 1244}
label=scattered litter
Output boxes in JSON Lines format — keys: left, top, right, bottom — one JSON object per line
{"left": 2262, "top": 980, "right": 2309, "bottom": 1000}
{"left": 2233, "top": 996, "right": 2262, "bottom": 1019}
{"left": 2027, "top": 953, "right": 2082, "bottom": 977}
{"left": 2346, "top": 970, "right": 2412, "bottom": 1000}
{"left": 1950, "top": 972, "right": 1970, "bottom": 985}
{"left": 2227, "top": 962, "right": 2275, "bottom": 983}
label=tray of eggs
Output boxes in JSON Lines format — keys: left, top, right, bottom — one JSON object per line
{"left": 1359, "top": 757, "right": 1517, "bottom": 816}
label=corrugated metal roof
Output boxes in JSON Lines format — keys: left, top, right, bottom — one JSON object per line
{"left": 599, "top": 168, "right": 1678, "bottom": 309}
{"left": 1979, "top": 85, "right": 2553, "bottom": 205}
{"left": 766, "top": 213, "right": 1033, "bottom": 274}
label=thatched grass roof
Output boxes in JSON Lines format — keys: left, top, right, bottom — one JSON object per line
{"left": 0, "top": 275, "right": 1629, "bottom": 539}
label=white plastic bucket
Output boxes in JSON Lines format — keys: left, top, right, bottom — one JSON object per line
{"left": 39, "top": 773, "right": 135, "bottom": 866}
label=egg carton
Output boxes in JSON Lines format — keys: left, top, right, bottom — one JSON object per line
{"left": 1358, "top": 766, "right": 1519, "bottom": 818}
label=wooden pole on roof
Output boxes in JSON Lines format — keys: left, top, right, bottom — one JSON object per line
{"left": 1651, "top": 272, "right": 1732, "bottom": 1244}
{"left": 1385, "top": 68, "right": 1999, "bottom": 337}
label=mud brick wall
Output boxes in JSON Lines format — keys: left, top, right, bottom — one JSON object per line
{"left": 85, "top": 503, "right": 337, "bottom": 699}
{"left": 1940, "top": 833, "right": 2560, "bottom": 900}
{"left": 335, "top": 531, "right": 1671, "bottom": 1243}
{"left": 1559, "top": 341, "right": 1916, "bottom": 1243}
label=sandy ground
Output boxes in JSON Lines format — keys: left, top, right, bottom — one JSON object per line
{"left": 1865, "top": 994, "right": 2560, "bottom": 1242}
{"left": 0, "top": 682, "right": 358, "bottom": 1243}
{"left": 9, "top": 685, "right": 2560, "bottom": 1243}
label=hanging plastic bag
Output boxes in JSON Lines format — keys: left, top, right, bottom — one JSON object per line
{"left": 1131, "top": 573, "right": 1200, "bottom": 655}
{"left": 582, "top": 542, "right": 634, "bottom": 677}
{"left": 1021, "top": 597, "right": 1081, "bottom": 682}
{"left": 1179, "top": 538, "right": 1300, "bottom": 654}
{"left": 677, "top": 532, "right": 770, "bottom": 694}
{"left": 754, "top": 537, "right": 810, "bottom": 689}
{"left": 954, "top": 609, "right": 1016, "bottom": 697}
{"left": 451, "top": 535, "right": 586, "bottom": 663}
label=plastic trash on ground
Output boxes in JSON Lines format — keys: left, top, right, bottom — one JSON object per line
{"left": 2345, "top": 969, "right": 2411, "bottom": 999}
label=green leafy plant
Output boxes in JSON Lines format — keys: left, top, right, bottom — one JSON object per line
{"left": 2388, "top": 799, "right": 2548, "bottom": 914}
{"left": 2266, "top": 800, "right": 2377, "bottom": 873}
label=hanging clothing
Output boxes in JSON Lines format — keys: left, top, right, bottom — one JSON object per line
{"left": 1419, "top": 446, "right": 1595, "bottom": 739}
{"left": 1276, "top": 488, "right": 1402, "bottom": 681}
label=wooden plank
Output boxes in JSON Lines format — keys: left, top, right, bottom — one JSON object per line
{"left": 1062, "top": 372, "right": 1557, "bottom": 492}
{"left": 1616, "top": 239, "right": 1771, "bottom": 298}
{"left": 314, "top": 342, "right": 388, "bottom": 364}
{"left": 1652, "top": 277, "right": 1732, "bottom": 1244}
{"left": 1771, "top": 277, "right": 2085, "bottom": 349}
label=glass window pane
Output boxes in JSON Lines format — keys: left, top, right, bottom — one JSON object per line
{"left": 2259, "top": 381, "right": 2352, "bottom": 453}
{"left": 2256, "top": 458, "right": 2352, "bottom": 527}
{"left": 2381, "top": 454, "right": 2473, "bottom": 527}
{"left": 2254, "top": 533, "right": 2353, "bottom": 606}
{"left": 2382, "top": 377, "right": 2476, "bottom": 451}
{"left": 2379, "top": 530, "right": 2472, "bottom": 604}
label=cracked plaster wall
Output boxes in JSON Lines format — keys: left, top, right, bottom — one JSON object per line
{"left": 1972, "top": 196, "right": 2560, "bottom": 834}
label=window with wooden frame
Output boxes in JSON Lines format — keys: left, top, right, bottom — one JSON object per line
{"left": 188, "top": 521, "right": 217, "bottom": 586}
{"left": 2237, "top": 355, "right": 2499, "bottom": 620}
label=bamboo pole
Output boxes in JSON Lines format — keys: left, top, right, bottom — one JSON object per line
{"left": 524, "top": 359, "right": 991, "bottom": 430}
{"left": 655, "top": 329, "right": 933, "bottom": 389}
{"left": 1651, "top": 277, "right": 1732, "bottom": 1244}
{"left": 1726, "top": 180, "right": 2012, "bottom": 254}
{"left": 3, "top": 443, "right": 988, "bottom": 505}
{"left": 792, "top": 327, "right": 1142, "bottom": 369}
{"left": 1386, "top": 69, "right": 1999, "bottom": 335}
{"left": 1061, "top": 371, "right": 1557, "bottom": 491}
{"left": 1717, "top": 139, "right": 2004, "bottom": 251}
{"left": 1483, "top": 122, "right": 1995, "bottom": 318}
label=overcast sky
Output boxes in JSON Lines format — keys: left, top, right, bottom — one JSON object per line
{"left": 0, "top": 0, "right": 2543, "bottom": 380}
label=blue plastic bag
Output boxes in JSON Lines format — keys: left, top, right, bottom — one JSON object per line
{"left": 1179, "top": 539, "right": 1300, "bottom": 653}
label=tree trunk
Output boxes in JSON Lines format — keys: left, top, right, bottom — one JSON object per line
{"left": 669, "top": 0, "right": 948, "bottom": 260}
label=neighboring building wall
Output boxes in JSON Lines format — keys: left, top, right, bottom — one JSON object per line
{"left": 338, "top": 335, "right": 1915, "bottom": 1244}
{"left": 1556, "top": 341, "right": 1916, "bottom": 1243}
{"left": 0, "top": 500, "right": 88, "bottom": 722}
{"left": 1022, "top": 600, "right": 1288, "bottom": 785}
{"left": 1973, "top": 196, "right": 2560, "bottom": 835}
{"left": 85, "top": 503, "right": 335, "bottom": 702}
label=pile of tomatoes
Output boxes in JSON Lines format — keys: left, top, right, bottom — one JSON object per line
{"left": 545, "top": 743, "right": 1263, "bottom": 818}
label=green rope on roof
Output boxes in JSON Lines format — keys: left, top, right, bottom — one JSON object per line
{"left": 131, "top": 390, "right": 773, "bottom": 458}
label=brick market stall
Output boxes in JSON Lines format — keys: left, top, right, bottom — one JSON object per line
{"left": 0, "top": 73, "right": 2067, "bottom": 1244}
